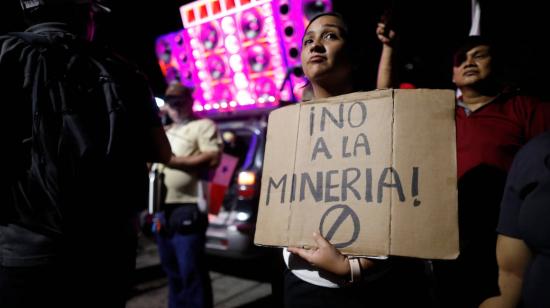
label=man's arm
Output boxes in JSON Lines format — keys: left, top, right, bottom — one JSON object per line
{"left": 166, "top": 150, "right": 221, "bottom": 172}
{"left": 167, "top": 119, "right": 222, "bottom": 172}
{"left": 480, "top": 234, "right": 532, "bottom": 308}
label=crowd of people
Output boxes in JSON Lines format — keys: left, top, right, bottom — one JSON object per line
{"left": 1, "top": 1, "right": 549, "bottom": 308}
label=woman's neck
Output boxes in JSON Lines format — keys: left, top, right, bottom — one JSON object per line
{"left": 312, "top": 82, "right": 354, "bottom": 99}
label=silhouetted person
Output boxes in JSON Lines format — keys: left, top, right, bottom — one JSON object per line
{"left": 0, "top": 1, "right": 172, "bottom": 307}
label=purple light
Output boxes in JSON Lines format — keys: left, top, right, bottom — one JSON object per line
{"left": 207, "top": 55, "right": 226, "bottom": 79}
{"left": 253, "top": 77, "right": 276, "bottom": 99}
{"left": 240, "top": 8, "right": 262, "bottom": 39}
{"left": 200, "top": 23, "right": 219, "bottom": 50}
{"left": 247, "top": 45, "right": 270, "bottom": 72}
{"left": 156, "top": 0, "right": 332, "bottom": 116}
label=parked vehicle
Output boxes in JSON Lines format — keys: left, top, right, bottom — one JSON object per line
{"left": 205, "top": 115, "right": 269, "bottom": 259}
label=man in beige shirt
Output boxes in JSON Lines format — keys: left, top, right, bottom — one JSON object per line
{"left": 156, "top": 82, "right": 222, "bottom": 308}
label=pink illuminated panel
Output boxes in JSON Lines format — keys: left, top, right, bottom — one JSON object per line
{"left": 155, "top": 30, "right": 195, "bottom": 89}
{"left": 156, "top": 0, "right": 331, "bottom": 115}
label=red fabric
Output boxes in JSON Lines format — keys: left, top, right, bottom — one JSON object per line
{"left": 399, "top": 82, "right": 416, "bottom": 89}
{"left": 208, "top": 183, "right": 227, "bottom": 215}
{"left": 456, "top": 94, "right": 550, "bottom": 179}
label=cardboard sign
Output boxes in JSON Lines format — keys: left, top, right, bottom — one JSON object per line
{"left": 254, "top": 89, "right": 459, "bottom": 259}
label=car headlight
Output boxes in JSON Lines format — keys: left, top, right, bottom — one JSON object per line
{"left": 236, "top": 212, "right": 250, "bottom": 221}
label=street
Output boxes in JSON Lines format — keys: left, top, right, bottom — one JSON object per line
{"left": 127, "top": 235, "right": 282, "bottom": 308}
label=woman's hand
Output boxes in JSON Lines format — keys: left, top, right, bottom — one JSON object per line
{"left": 376, "top": 21, "right": 397, "bottom": 89}
{"left": 287, "top": 232, "right": 350, "bottom": 276}
{"left": 376, "top": 22, "right": 396, "bottom": 46}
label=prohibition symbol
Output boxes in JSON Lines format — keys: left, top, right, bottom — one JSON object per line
{"left": 319, "top": 204, "right": 360, "bottom": 248}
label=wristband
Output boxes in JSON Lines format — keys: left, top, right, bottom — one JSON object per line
{"left": 348, "top": 257, "right": 362, "bottom": 283}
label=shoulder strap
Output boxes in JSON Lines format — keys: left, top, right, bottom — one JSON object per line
{"left": 8, "top": 31, "right": 49, "bottom": 46}
{"left": 87, "top": 56, "right": 124, "bottom": 154}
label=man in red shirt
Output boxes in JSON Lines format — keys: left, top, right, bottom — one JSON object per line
{"left": 432, "top": 36, "right": 550, "bottom": 308}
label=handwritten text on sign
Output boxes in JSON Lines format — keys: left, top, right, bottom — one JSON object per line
{"left": 264, "top": 101, "right": 423, "bottom": 247}
{"left": 266, "top": 101, "right": 421, "bottom": 207}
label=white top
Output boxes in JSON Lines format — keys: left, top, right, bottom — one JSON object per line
{"left": 163, "top": 118, "right": 222, "bottom": 204}
{"left": 283, "top": 248, "right": 346, "bottom": 288}
{"left": 283, "top": 249, "right": 391, "bottom": 288}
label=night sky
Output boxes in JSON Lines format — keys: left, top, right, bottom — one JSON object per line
{"left": 2, "top": 0, "right": 549, "bottom": 98}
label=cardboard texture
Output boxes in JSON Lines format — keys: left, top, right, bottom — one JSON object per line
{"left": 254, "top": 89, "right": 459, "bottom": 259}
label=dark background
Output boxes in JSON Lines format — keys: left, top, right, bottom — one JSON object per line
{"left": 2, "top": 0, "right": 549, "bottom": 98}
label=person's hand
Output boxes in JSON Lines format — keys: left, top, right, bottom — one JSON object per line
{"left": 287, "top": 232, "right": 350, "bottom": 276}
{"left": 376, "top": 22, "right": 396, "bottom": 46}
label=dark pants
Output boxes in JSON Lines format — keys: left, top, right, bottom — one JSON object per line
{"left": 284, "top": 258, "right": 433, "bottom": 308}
{"left": 431, "top": 238, "right": 500, "bottom": 308}
{"left": 0, "top": 264, "right": 64, "bottom": 308}
{"left": 0, "top": 232, "right": 136, "bottom": 308}
{"left": 155, "top": 204, "right": 212, "bottom": 308}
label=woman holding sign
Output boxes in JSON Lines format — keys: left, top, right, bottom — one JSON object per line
{"left": 283, "top": 12, "right": 431, "bottom": 308}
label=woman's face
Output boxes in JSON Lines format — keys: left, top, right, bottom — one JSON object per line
{"left": 301, "top": 15, "right": 352, "bottom": 86}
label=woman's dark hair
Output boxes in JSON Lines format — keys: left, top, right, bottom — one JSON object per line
{"left": 305, "top": 12, "right": 349, "bottom": 37}
{"left": 302, "top": 12, "right": 366, "bottom": 91}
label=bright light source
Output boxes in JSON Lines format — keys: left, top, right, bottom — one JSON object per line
{"left": 193, "top": 104, "right": 204, "bottom": 112}
{"left": 236, "top": 212, "right": 250, "bottom": 221}
{"left": 238, "top": 171, "right": 256, "bottom": 185}
{"left": 234, "top": 72, "right": 248, "bottom": 89}
{"left": 154, "top": 97, "right": 165, "bottom": 108}
{"left": 221, "top": 16, "right": 236, "bottom": 34}
{"left": 229, "top": 54, "right": 244, "bottom": 71}
{"left": 236, "top": 90, "right": 252, "bottom": 105}
{"left": 225, "top": 35, "right": 240, "bottom": 54}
